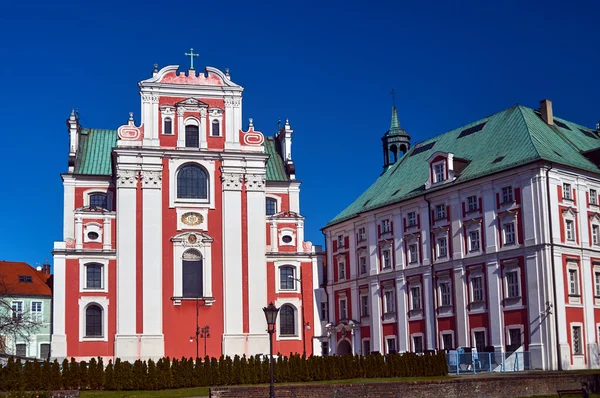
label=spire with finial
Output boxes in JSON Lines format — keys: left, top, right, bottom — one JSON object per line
{"left": 381, "top": 90, "right": 411, "bottom": 172}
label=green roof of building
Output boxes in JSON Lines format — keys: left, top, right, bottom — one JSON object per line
{"left": 73, "top": 128, "right": 290, "bottom": 181}
{"left": 326, "top": 105, "right": 600, "bottom": 227}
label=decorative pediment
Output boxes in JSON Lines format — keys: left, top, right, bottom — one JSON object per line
{"left": 171, "top": 231, "right": 213, "bottom": 247}
{"left": 562, "top": 207, "right": 577, "bottom": 218}
{"left": 176, "top": 98, "right": 209, "bottom": 109}
{"left": 590, "top": 212, "right": 600, "bottom": 223}
{"left": 277, "top": 211, "right": 302, "bottom": 219}
{"left": 404, "top": 231, "right": 420, "bottom": 240}
{"left": 324, "top": 320, "right": 361, "bottom": 336}
{"left": 463, "top": 217, "right": 482, "bottom": 227}
{"left": 432, "top": 224, "right": 450, "bottom": 234}
{"left": 498, "top": 208, "right": 518, "bottom": 221}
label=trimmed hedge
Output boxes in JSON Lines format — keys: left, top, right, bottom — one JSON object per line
{"left": 0, "top": 351, "right": 447, "bottom": 391}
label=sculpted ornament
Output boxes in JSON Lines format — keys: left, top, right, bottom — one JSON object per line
{"left": 221, "top": 172, "right": 243, "bottom": 191}
{"left": 116, "top": 169, "right": 138, "bottom": 188}
{"left": 245, "top": 174, "right": 265, "bottom": 191}
{"left": 141, "top": 170, "right": 162, "bottom": 189}
{"left": 181, "top": 212, "right": 204, "bottom": 226}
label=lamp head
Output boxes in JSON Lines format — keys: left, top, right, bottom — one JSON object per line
{"left": 262, "top": 302, "right": 280, "bottom": 326}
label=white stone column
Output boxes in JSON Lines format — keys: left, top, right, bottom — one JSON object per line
{"left": 63, "top": 177, "right": 75, "bottom": 241}
{"left": 367, "top": 217, "right": 378, "bottom": 275}
{"left": 296, "top": 221, "right": 305, "bottom": 253}
{"left": 232, "top": 97, "right": 242, "bottom": 145}
{"left": 245, "top": 174, "right": 270, "bottom": 353}
{"left": 114, "top": 168, "right": 139, "bottom": 361}
{"left": 141, "top": 93, "right": 153, "bottom": 147}
{"left": 176, "top": 107, "right": 185, "bottom": 148}
{"left": 419, "top": 206, "right": 431, "bottom": 266}
{"left": 199, "top": 108, "right": 208, "bottom": 149}
{"left": 151, "top": 94, "right": 160, "bottom": 146}
{"left": 396, "top": 275, "right": 409, "bottom": 352}
{"left": 270, "top": 222, "right": 278, "bottom": 252}
{"left": 140, "top": 168, "right": 165, "bottom": 359}
{"left": 582, "top": 255, "right": 599, "bottom": 368}
{"left": 486, "top": 258, "right": 504, "bottom": 351}
{"left": 103, "top": 217, "right": 111, "bottom": 250}
{"left": 453, "top": 264, "right": 469, "bottom": 348}
{"left": 51, "top": 247, "right": 67, "bottom": 359}
{"left": 221, "top": 171, "right": 244, "bottom": 355}
{"left": 369, "top": 280, "right": 382, "bottom": 353}
{"left": 392, "top": 211, "right": 404, "bottom": 269}
{"left": 75, "top": 216, "right": 83, "bottom": 249}
{"left": 422, "top": 270, "right": 436, "bottom": 349}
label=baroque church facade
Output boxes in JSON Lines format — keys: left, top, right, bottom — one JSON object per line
{"left": 51, "top": 59, "right": 325, "bottom": 361}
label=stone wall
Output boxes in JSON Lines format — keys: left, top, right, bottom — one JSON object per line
{"left": 209, "top": 372, "right": 600, "bottom": 398}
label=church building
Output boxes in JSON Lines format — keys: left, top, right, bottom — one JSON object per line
{"left": 51, "top": 55, "right": 325, "bottom": 362}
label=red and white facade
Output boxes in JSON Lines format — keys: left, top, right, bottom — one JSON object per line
{"left": 51, "top": 63, "right": 324, "bottom": 362}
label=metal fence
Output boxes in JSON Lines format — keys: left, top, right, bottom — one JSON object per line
{"left": 446, "top": 350, "right": 531, "bottom": 374}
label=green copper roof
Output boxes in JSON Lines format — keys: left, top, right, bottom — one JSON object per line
{"left": 326, "top": 105, "right": 600, "bottom": 227}
{"left": 265, "top": 136, "right": 290, "bottom": 182}
{"left": 385, "top": 106, "right": 410, "bottom": 138}
{"left": 74, "top": 128, "right": 118, "bottom": 175}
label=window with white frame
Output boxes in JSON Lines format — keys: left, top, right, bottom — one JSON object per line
{"left": 407, "top": 212, "right": 417, "bottom": 227}
{"left": 339, "top": 298, "right": 348, "bottom": 320}
{"left": 572, "top": 325, "right": 583, "bottom": 355}
{"left": 177, "top": 164, "right": 209, "bottom": 200}
{"left": 473, "top": 330, "right": 486, "bottom": 352}
{"left": 471, "top": 275, "right": 484, "bottom": 302}
{"left": 506, "top": 269, "right": 520, "bottom": 298}
{"left": 279, "top": 266, "right": 295, "bottom": 290}
{"left": 85, "top": 263, "right": 103, "bottom": 289}
{"left": 504, "top": 222, "right": 516, "bottom": 245}
{"left": 439, "top": 282, "right": 451, "bottom": 306}
{"left": 386, "top": 337, "right": 397, "bottom": 353}
{"left": 384, "top": 290, "right": 395, "bottom": 314}
{"left": 89, "top": 193, "right": 108, "bottom": 210}
{"left": 31, "top": 301, "right": 42, "bottom": 323}
{"left": 408, "top": 243, "right": 419, "bottom": 264}
{"left": 591, "top": 189, "right": 598, "bottom": 205}
{"left": 337, "top": 235, "right": 344, "bottom": 248}
{"left": 382, "top": 249, "right": 391, "bottom": 269}
{"left": 595, "top": 271, "right": 600, "bottom": 297}
{"left": 467, "top": 195, "right": 478, "bottom": 212}
{"left": 211, "top": 119, "right": 220, "bottom": 136}
{"left": 565, "top": 220, "right": 575, "bottom": 241}
{"left": 381, "top": 219, "right": 391, "bottom": 233}
{"left": 358, "top": 227, "right": 366, "bottom": 242}
{"left": 11, "top": 301, "right": 23, "bottom": 321}
{"left": 363, "top": 339, "right": 371, "bottom": 354}
{"left": 85, "top": 304, "right": 103, "bottom": 338}
{"left": 320, "top": 302, "right": 327, "bottom": 320}
{"left": 359, "top": 256, "right": 367, "bottom": 275}
{"left": 338, "top": 261, "right": 346, "bottom": 280}
{"left": 437, "top": 237, "right": 448, "bottom": 258}
{"left": 563, "top": 183, "right": 572, "bottom": 200}
{"left": 441, "top": 333, "right": 454, "bottom": 350}
{"left": 279, "top": 305, "right": 296, "bottom": 336}
{"left": 15, "top": 344, "right": 26, "bottom": 357}
{"left": 508, "top": 327, "right": 522, "bottom": 351}
{"left": 433, "top": 163, "right": 445, "bottom": 183}
{"left": 435, "top": 204, "right": 446, "bottom": 220}
{"left": 412, "top": 335, "right": 424, "bottom": 353}
{"left": 360, "top": 294, "right": 369, "bottom": 317}
{"left": 469, "top": 230, "right": 480, "bottom": 252}
{"left": 164, "top": 117, "right": 173, "bottom": 135}
{"left": 593, "top": 225, "right": 600, "bottom": 246}
{"left": 410, "top": 286, "right": 422, "bottom": 310}
{"left": 502, "top": 186, "right": 514, "bottom": 203}
{"left": 567, "top": 263, "right": 580, "bottom": 298}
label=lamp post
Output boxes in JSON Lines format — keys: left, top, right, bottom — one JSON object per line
{"left": 200, "top": 325, "right": 210, "bottom": 357}
{"left": 263, "top": 302, "right": 280, "bottom": 398}
{"left": 288, "top": 274, "right": 307, "bottom": 358}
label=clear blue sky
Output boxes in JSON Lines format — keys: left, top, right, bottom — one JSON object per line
{"left": 1, "top": 0, "right": 599, "bottom": 266}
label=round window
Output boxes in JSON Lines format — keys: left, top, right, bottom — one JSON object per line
{"left": 87, "top": 232, "right": 99, "bottom": 240}
{"left": 282, "top": 235, "right": 293, "bottom": 243}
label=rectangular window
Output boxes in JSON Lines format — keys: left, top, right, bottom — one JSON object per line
{"left": 408, "top": 244, "right": 418, "bottom": 264}
{"left": 363, "top": 339, "right": 371, "bottom": 355}
{"left": 502, "top": 186, "right": 514, "bottom": 203}
{"left": 509, "top": 328, "right": 522, "bottom": 351}
{"left": 595, "top": 272, "right": 600, "bottom": 297}
{"left": 337, "top": 235, "right": 344, "bottom": 248}
{"left": 15, "top": 344, "right": 26, "bottom": 357}
{"left": 506, "top": 270, "right": 520, "bottom": 298}
{"left": 439, "top": 282, "right": 451, "bottom": 306}
{"left": 591, "top": 189, "right": 598, "bottom": 205}
{"left": 358, "top": 227, "right": 366, "bottom": 242}
{"left": 407, "top": 212, "right": 417, "bottom": 227}
{"left": 164, "top": 118, "right": 172, "bottom": 134}
{"left": 321, "top": 302, "right": 327, "bottom": 320}
{"left": 11, "top": 301, "right": 23, "bottom": 321}
{"left": 472, "top": 276, "right": 484, "bottom": 302}
{"left": 381, "top": 219, "right": 391, "bottom": 233}
{"left": 442, "top": 333, "right": 454, "bottom": 350}
{"left": 386, "top": 337, "right": 397, "bottom": 353}
{"left": 467, "top": 195, "right": 478, "bottom": 212}
{"left": 382, "top": 250, "right": 391, "bottom": 269}
{"left": 435, "top": 204, "right": 446, "bottom": 220}
{"left": 566, "top": 220, "right": 575, "bottom": 241}
{"left": 31, "top": 301, "right": 42, "bottom": 323}
{"left": 569, "top": 268, "right": 579, "bottom": 296}
{"left": 410, "top": 286, "right": 421, "bottom": 310}
{"left": 384, "top": 290, "right": 395, "bottom": 314}
{"left": 563, "top": 183, "right": 572, "bottom": 200}
{"left": 211, "top": 120, "right": 220, "bottom": 136}
{"left": 339, "top": 299, "right": 347, "bottom": 320}
{"left": 338, "top": 262, "right": 346, "bottom": 280}
{"left": 474, "top": 331, "right": 486, "bottom": 353}
{"left": 437, "top": 237, "right": 448, "bottom": 258}
{"left": 40, "top": 343, "right": 50, "bottom": 359}
{"left": 412, "top": 335, "right": 423, "bottom": 353}
{"left": 504, "top": 222, "right": 516, "bottom": 245}
{"left": 594, "top": 225, "right": 600, "bottom": 246}
{"left": 359, "top": 256, "right": 367, "bottom": 274}
{"left": 86, "top": 263, "right": 103, "bottom": 289}
{"left": 434, "top": 163, "right": 445, "bottom": 183}
{"left": 279, "top": 267, "right": 295, "bottom": 290}
{"left": 573, "top": 326, "right": 583, "bottom": 355}
{"left": 469, "top": 230, "right": 480, "bottom": 252}
{"left": 361, "top": 295, "right": 369, "bottom": 317}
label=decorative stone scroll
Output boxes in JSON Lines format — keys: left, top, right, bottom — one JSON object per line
{"left": 245, "top": 174, "right": 266, "bottom": 191}
{"left": 221, "top": 172, "right": 243, "bottom": 191}
{"left": 141, "top": 170, "right": 162, "bottom": 189}
{"left": 117, "top": 113, "right": 143, "bottom": 141}
{"left": 116, "top": 169, "right": 138, "bottom": 188}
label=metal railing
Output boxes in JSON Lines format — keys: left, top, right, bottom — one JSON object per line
{"left": 446, "top": 350, "right": 531, "bottom": 374}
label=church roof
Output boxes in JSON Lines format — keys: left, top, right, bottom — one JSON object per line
{"left": 0, "top": 261, "right": 52, "bottom": 297}
{"left": 74, "top": 128, "right": 291, "bottom": 181}
{"left": 325, "top": 104, "right": 600, "bottom": 227}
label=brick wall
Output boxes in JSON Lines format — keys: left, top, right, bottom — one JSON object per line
{"left": 209, "top": 372, "right": 600, "bottom": 398}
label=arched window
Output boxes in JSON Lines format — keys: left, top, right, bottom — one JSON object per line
{"left": 279, "top": 266, "right": 295, "bottom": 290}
{"left": 211, "top": 120, "right": 220, "bottom": 136}
{"left": 85, "top": 304, "right": 103, "bottom": 337}
{"left": 279, "top": 305, "right": 296, "bottom": 336}
{"left": 177, "top": 165, "right": 208, "bottom": 199}
{"left": 266, "top": 198, "right": 277, "bottom": 216}
{"left": 182, "top": 249, "right": 203, "bottom": 298}
{"left": 89, "top": 193, "right": 107, "bottom": 210}
{"left": 185, "top": 125, "right": 199, "bottom": 148}
{"left": 164, "top": 117, "right": 173, "bottom": 135}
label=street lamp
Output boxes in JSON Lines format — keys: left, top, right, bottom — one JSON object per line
{"left": 263, "top": 302, "right": 280, "bottom": 398}
{"left": 288, "top": 274, "right": 308, "bottom": 358}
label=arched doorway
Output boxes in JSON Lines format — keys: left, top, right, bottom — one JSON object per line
{"left": 337, "top": 339, "right": 352, "bottom": 356}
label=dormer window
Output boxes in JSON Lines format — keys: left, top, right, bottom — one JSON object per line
{"left": 426, "top": 152, "right": 456, "bottom": 189}
{"left": 434, "top": 163, "right": 445, "bottom": 183}
{"left": 89, "top": 193, "right": 108, "bottom": 210}
{"left": 501, "top": 186, "right": 513, "bottom": 204}
{"left": 164, "top": 117, "right": 173, "bottom": 135}
{"left": 563, "top": 183, "right": 572, "bottom": 200}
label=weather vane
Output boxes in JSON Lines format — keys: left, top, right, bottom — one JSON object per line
{"left": 185, "top": 48, "right": 199, "bottom": 70}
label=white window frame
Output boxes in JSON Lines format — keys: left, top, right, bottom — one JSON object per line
{"left": 571, "top": 323, "right": 584, "bottom": 356}
{"left": 503, "top": 221, "right": 516, "bottom": 245}
{"left": 362, "top": 338, "right": 371, "bottom": 355}
{"left": 265, "top": 194, "right": 282, "bottom": 217}
{"left": 407, "top": 212, "right": 417, "bottom": 227}
{"left": 411, "top": 333, "right": 424, "bottom": 353}
{"left": 565, "top": 220, "right": 575, "bottom": 242}
{"left": 408, "top": 243, "right": 419, "bottom": 264}
{"left": 594, "top": 266, "right": 600, "bottom": 300}
{"left": 504, "top": 266, "right": 521, "bottom": 300}
{"left": 467, "top": 195, "right": 478, "bottom": 212}
{"left": 435, "top": 204, "right": 446, "bottom": 220}
{"left": 358, "top": 227, "right": 366, "bottom": 242}
{"left": 160, "top": 105, "right": 175, "bottom": 135}
{"left": 339, "top": 297, "right": 348, "bottom": 321}
{"left": 501, "top": 186, "right": 514, "bottom": 204}
{"left": 470, "top": 274, "right": 485, "bottom": 303}
{"left": 433, "top": 162, "right": 445, "bottom": 183}
{"left": 381, "top": 219, "right": 391, "bottom": 234}
{"left": 79, "top": 259, "right": 109, "bottom": 293}
{"left": 83, "top": 222, "right": 103, "bottom": 244}
{"left": 385, "top": 335, "right": 397, "bottom": 354}
{"left": 469, "top": 230, "right": 480, "bottom": 252}
{"left": 410, "top": 285, "right": 422, "bottom": 311}
{"left": 208, "top": 108, "right": 223, "bottom": 137}
{"left": 168, "top": 158, "right": 216, "bottom": 209}
{"left": 382, "top": 249, "right": 391, "bottom": 269}
{"left": 567, "top": 261, "right": 581, "bottom": 304}
{"left": 337, "top": 235, "right": 344, "bottom": 248}
{"left": 274, "top": 298, "right": 302, "bottom": 341}
{"left": 593, "top": 224, "right": 600, "bottom": 246}
{"left": 278, "top": 228, "right": 296, "bottom": 247}
{"left": 438, "top": 280, "right": 452, "bottom": 307}
{"left": 384, "top": 289, "right": 396, "bottom": 314}
{"left": 78, "top": 296, "right": 109, "bottom": 342}
{"left": 440, "top": 330, "right": 455, "bottom": 350}
{"left": 591, "top": 189, "right": 598, "bottom": 206}
{"left": 360, "top": 294, "right": 369, "bottom": 317}
{"left": 338, "top": 261, "right": 346, "bottom": 281}
{"left": 11, "top": 301, "right": 23, "bottom": 321}
{"left": 563, "top": 183, "right": 572, "bottom": 200}
{"left": 437, "top": 237, "right": 448, "bottom": 258}
{"left": 30, "top": 301, "right": 43, "bottom": 323}
{"left": 278, "top": 265, "right": 298, "bottom": 292}
{"left": 359, "top": 255, "right": 368, "bottom": 275}
{"left": 82, "top": 188, "right": 114, "bottom": 211}
{"left": 472, "top": 328, "right": 487, "bottom": 352}
{"left": 172, "top": 232, "right": 214, "bottom": 305}
{"left": 506, "top": 325, "right": 524, "bottom": 350}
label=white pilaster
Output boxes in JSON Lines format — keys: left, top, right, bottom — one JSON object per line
{"left": 486, "top": 259, "right": 504, "bottom": 350}
{"left": 63, "top": 177, "right": 75, "bottom": 240}
{"left": 270, "top": 222, "right": 278, "bottom": 252}
{"left": 141, "top": 93, "right": 153, "bottom": 147}
{"left": 369, "top": 280, "right": 382, "bottom": 353}
{"left": 103, "top": 217, "right": 111, "bottom": 250}
{"left": 367, "top": 217, "right": 378, "bottom": 275}
{"left": 51, "top": 247, "right": 67, "bottom": 359}
{"left": 176, "top": 107, "right": 185, "bottom": 148}
{"left": 422, "top": 270, "right": 435, "bottom": 349}
{"left": 75, "top": 216, "right": 83, "bottom": 250}
{"left": 396, "top": 275, "right": 409, "bottom": 352}
{"left": 453, "top": 265, "right": 469, "bottom": 348}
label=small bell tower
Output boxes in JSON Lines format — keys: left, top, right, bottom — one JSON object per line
{"left": 382, "top": 95, "right": 411, "bottom": 171}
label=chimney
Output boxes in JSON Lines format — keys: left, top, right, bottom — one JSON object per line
{"left": 41, "top": 263, "right": 51, "bottom": 275}
{"left": 540, "top": 99, "right": 554, "bottom": 126}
